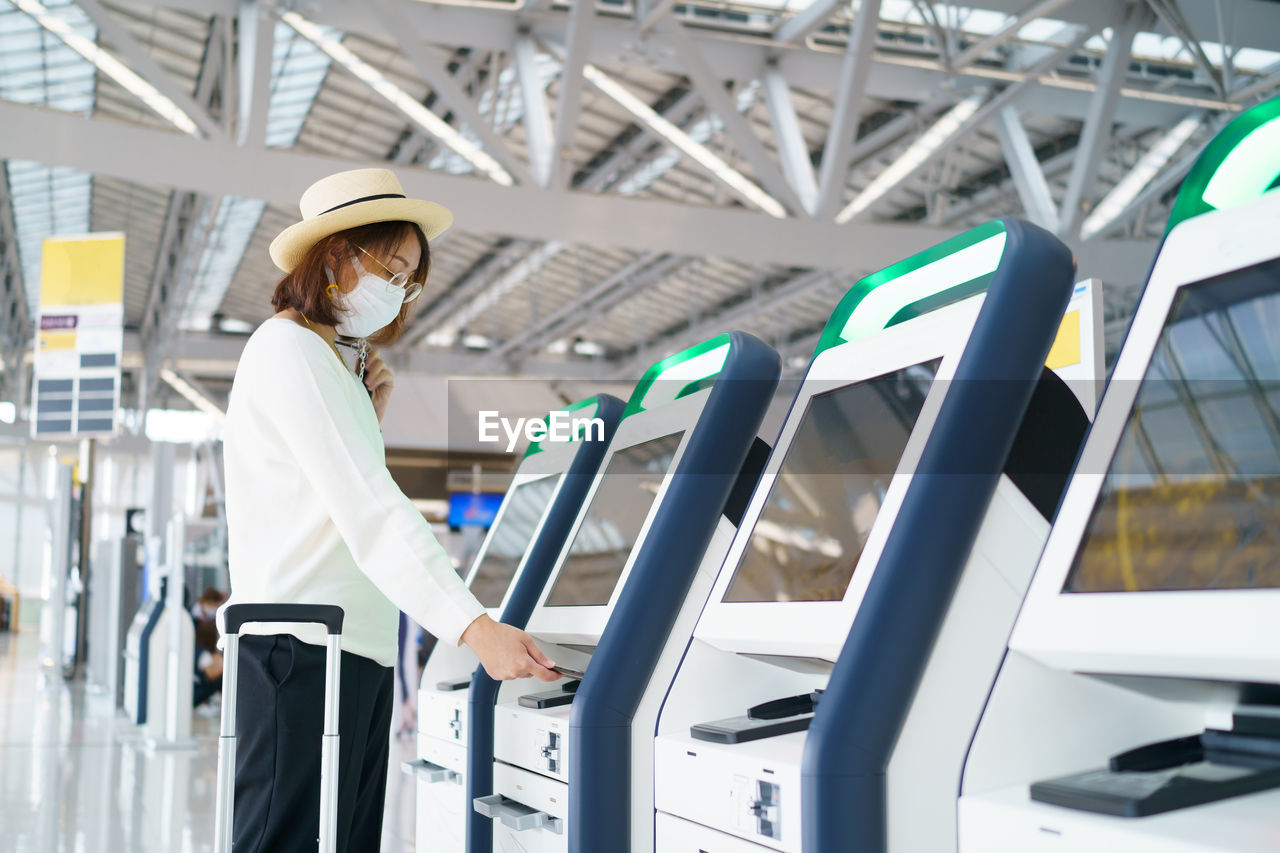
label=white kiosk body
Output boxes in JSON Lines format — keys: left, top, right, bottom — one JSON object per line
{"left": 960, "top": 192, "right": 1280, "bottom": 852}
{"left": 480, "top": 333, "right": 779, "bottom": 853}
{"left": 410, "top": 396, "right": 622, "bottom": 853}
{"left": 654, "top": 221, "right": 1099, "bottom": 853}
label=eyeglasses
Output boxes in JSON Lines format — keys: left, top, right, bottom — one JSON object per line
{"left": 352, "top": 244, "right": 424, "bottom": 304}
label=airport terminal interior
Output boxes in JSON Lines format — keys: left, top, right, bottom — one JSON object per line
{"left": 1, "top": 0, "right": 1280, "bottom": 851}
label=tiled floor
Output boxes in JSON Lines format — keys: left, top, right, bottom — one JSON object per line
{"left": 0, "top": 620, "right": 419, "bottom": 852}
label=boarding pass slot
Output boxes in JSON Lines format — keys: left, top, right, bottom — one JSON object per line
{"left": 474, "top": 794, "right": 564, "bottom": 834}
{"left": 401, "top": 759, "right": 461, "bottom": 785}
{"left": 401, "top": 758, "right": 463, "bottom": 783}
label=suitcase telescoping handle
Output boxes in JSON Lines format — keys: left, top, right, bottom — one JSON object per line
{"left": 215, "top": 604, "right": 346, "bottom": 853}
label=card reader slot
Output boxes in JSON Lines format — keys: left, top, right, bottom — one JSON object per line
{"left": 1109, "top": 734, "right": 1203, "bottom": 772}
{"left": 435, "top": 679, "right": 471, "bottom": 691}
{"left": 691, "top": 713, "right": 813, "bottom": 744}
{"left": 519, "top": 687, "right": 577, "bottom": 709}
{"left": 747, "top": 689, "right": 823, "bottom": 720}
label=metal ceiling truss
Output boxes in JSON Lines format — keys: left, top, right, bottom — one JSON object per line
{"left": 1057, "top": 1, "right": 1151, "bottom": 239}
{"left": 490, "top": 252, "right": 687, "bottom": 366}
{"left": 370, "top": 0, "right": 531, "bottom": 183}
{"left": 612, "top": 267, "right": 839, "bottom": 377}
{"left": 992, "top": 105, "right": 1059, "bottom": 231}
{"left": 0, "top": 0, "right": 1270, "bottom": 382}
{"left": 76, "top": 0, "right": 223, "bottom": 137}
{"left": 236, "top": 0, "right": 273, "bottom": 147}
{"left": 139, "top": 190, "right": 217, "bottom": 408}
{"left": 132, "top": 16, "right": 232, "bottom": 408}
{"left": 813, "top": 0, "right": 880, "bottom": 219}
{"left": 281, "top": 0, "right": 1250, "bottom": 122}
{"left": 0, "top": 167, "right": 30, "bottom": 406}
{"left": 404, "top": 239, "right": 540, "bottom": 346}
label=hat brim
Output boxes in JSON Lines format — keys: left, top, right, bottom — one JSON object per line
{"left": 269, "top": 197, "right": 454, "bottom": 273}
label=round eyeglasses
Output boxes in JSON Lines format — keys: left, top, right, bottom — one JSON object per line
{"left": 353, "top": 244, "right": 424, "bottom": 304}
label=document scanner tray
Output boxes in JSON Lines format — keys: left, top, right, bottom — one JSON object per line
{"left": 1031, "top": 726, "right": 1280, "bottom": 817}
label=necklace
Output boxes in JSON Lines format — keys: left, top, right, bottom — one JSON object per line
{"left": 299, "top": 312, "right": 346, "bottom": 368}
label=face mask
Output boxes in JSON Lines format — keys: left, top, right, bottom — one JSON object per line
{"left": 326, "top": 253, "right": 405, "bottom": 339}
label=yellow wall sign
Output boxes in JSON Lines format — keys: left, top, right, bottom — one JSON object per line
{"left": 39, "top": 235, "right": 126, "bottom": 307}
{"left": 32, "top": 233, "right": 126, "bottom": 438}
{"left": 1046, "top": 310, "right": 1082, "bottom": 370}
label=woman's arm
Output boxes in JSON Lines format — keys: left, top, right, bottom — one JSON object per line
{"left": 252, "top": 330, "right": 487, "bottom": 645}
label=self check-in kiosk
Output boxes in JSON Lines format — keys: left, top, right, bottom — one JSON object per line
{"left": 406, "top": 394, "right": 623, "bottom": 853}
{"left": 122, "top": 595, "right": 164, "bottom": 726}
{"left": 959, "top": 103, "right": 1280, "bottom": 853}
{"left": 653, "top": 219, "right": 1099, "bottom": 853}
{"left": 470, "top": 332, "right": 780, "bottom": 853}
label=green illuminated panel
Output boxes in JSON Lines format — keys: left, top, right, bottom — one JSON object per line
{"left": 1167, "top": 97, "right": 1280, "bottom": 232}
{"left": 524, "top": 395, "right": 604, "bottom": 457}
{"left": 812, "top": 220, "right": 1008, "bottom": 360}
{"left": 622, "top": 334, "right": 732, "bottom": 419}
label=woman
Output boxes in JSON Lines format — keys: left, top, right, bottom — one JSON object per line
{"left": 220, "top": 168, "right": 560, "bottom": 852}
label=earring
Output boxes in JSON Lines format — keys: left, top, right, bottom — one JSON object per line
{"left": 326, "top": 284, "right": 340, "bottom": 299}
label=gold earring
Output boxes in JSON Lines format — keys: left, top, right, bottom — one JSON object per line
{"left": 326, "top": 284, "right": 340, "bottom": 299}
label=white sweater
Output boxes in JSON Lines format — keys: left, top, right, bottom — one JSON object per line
{"left": 219, "top": 318, "right": 485, "bottom": 666}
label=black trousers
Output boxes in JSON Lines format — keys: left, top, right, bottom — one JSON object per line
{"left": 233, "top": 634, "right": 394, "bottom": 853}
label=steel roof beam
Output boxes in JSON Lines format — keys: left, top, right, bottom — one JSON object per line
{"left": 813, "top": 0, "right": 880, "bottom": 218}
{"left": 514, "top": 35, "right": 555, "bottom": 187}
{"left": 548, "top": 0, "right": 595, "bottom": 189}
{"left": 369, "top": 0, "right": 532, "bottom": 184}
{"left": 113, "top": 329, "right": 616, "bottom": 380}
{"left": 993, "top": 105, "right": 1059, "bottom": 230}
{"left": 236, "top": 0, "right": 274, "bottom": 148}
{"left": 949, "top": 0, "right": 1076, "bottom": 69}
{"left": 1230, "top": 58, "right": 1280, "bottom": 104}
{"left": 392, "top": 49, "right": 488, "bottom": 166}
{"left": 140, "top": 194, "right": 217, "bottom": 407}
{"left": 578, "top": 89, "right": 703, "bottom": 192}
{"left": 74, "top": 0, "right": 223, "bottom": 138}
{"left": 404, "top": 239, "right": 538, "bottom": 346}
{"left": 125, "top": 0, "right": 1280, "bottom": 57}
{"left": 774, "top": 0, "right": 849, "bottom": 46}
{"left": 1058, "top": 1, "right": 1150, "bottom": 238}
{"left": 0, "top": 97, "right": 1157, "bottom": 285}
{"left": 837, "top": 24, "right": 1095, "bottom": 222}
{"left": 281, "top": 1, "right": 1241, "bottom": 125}
{"left": 490, "top": 252, "right": 684, "bottom": 363}
{"left": 762, "top": 65, "right": 818, "bottom": 214}
{"left": 612, "top": 267, "right": 839, "bottom": 377}
{"left": 571, "top": 57, "right": 787, "bottom": 217}
{"left": 0, "top": 167, "right": 30, "bottom": 403}
{"left": 1145, "top": 0, "right": 1224, "bottom": 97}
{"left": 1081, "top": 111, "right": 1204, "bottom": 239}
{"left": 1081, "top": 143, "right": 1201, "bottom": 240}
{"left": 653, "top": 15, "right": 807, "bottom": 216}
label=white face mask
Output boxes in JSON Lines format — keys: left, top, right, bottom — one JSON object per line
{"left": 327, "top": 253, "right": 405, "bottom": 339}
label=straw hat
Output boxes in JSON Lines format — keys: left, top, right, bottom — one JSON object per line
{"left": 269, "top": 168, "right": 454, "bottom": 272}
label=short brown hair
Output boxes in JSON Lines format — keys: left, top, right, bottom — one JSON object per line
{"left": 270, "top": 220, "right": 431, "bottom": 346}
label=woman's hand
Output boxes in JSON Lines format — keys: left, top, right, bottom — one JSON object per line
{"left": 460, "top": 614, "right": 561, "bottom": 682}
{"left": 363, "top": 348, "right": 395, "bottom": 423}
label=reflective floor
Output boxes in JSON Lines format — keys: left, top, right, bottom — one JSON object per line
{"left": 0, "top": 623, "right": 419, "bottom": 852}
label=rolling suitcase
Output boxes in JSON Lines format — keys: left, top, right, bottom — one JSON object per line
{"left": 215, "top": 603, "right": 346, "bottom": 853}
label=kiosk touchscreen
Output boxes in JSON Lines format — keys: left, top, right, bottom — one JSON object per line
{"left": 471, "top": 332, "right": 780, "bottom": 853}
{"left": 654, "top": 219, "right": 1100, "bottom": 853}
{"left": 407, "top": 394, "right": 623, "bottom": 853}
{"left": 959, "top": 193, "right": 1280, "bottom": 853}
